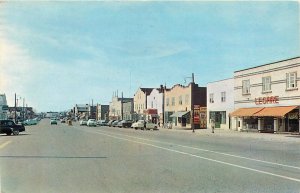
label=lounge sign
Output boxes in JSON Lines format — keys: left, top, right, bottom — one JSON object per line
{"left": 255, "top": 96, "right": 279, "bottom": 105}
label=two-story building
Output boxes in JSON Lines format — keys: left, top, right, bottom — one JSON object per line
{"left": 133, "top": 88, "right": 154, "bottom": 121}
{"left": 96, "top": 104, "right": 109, "bottom": 121}
{"left": 146, "top": 85, "right": 167, "bottom": 124}
{"left": 231, "top": 57, "right": 300, "bottom": 133}
{"left": 164, "top": 83, "right": 207, "bottom": 129}
{"left": 207, "top": 78, "right": 234, "bottom": 129}
{"left": 109, "top": 96, "right": 133, "bottom": 120}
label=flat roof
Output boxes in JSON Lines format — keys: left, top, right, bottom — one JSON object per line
{"left": 234, "top": 56, "right": 300, "bottom": 73}
{"left": 207, "top": 77, "right": 234, "bottom": 84}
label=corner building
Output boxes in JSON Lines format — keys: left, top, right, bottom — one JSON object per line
{"left": 231, "top": 57, "right": 300, "bottom": 133}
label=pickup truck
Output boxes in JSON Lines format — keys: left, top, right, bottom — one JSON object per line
{"left": 131, "top": 120, "right": 159, "bottom": 130}
{"left": 0, "top": 120, "right": 25, "bottom": 135}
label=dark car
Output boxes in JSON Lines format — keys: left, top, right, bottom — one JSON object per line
{"left": 0, "top": 120, "right": 25, "bottom": 135}
{"left": 118, "top": 120, "right": 133, "bottom": 128}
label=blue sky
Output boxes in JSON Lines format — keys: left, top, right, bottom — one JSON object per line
{"left": 0, "top": 1, "right": 299, "bottom": 112}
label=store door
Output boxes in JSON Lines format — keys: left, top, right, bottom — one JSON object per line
{"left": 215, "top": 112, "right": 221, "bottom": 128}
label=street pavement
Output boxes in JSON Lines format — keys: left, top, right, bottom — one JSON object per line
{"left": 0, "top": 119, "right": 299, "bottom": 193}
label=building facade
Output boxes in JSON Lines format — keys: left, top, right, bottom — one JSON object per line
{"left": 96, "top": 104, "right": 109, "bottom": 121}
{"left": 207, "top": 78, "right": 234, "bottom": 129}
{"left": 123, "top": 101, "right": 134, "bottom": 120}
{"left": 109, "top": 96, "right": 133, "bottom": 120}
{"left": 0, "top": 94, "right": 8, "bottom": 120}
{"left": 231, "top": 57, "right": 300, "bottom": 133}
{"left": 164, "top": 83, "right": 207, "bottom": 129}
{"left": 133, "top": 88, "right": 153, "bottom": 121}
{"left": 146, "top": 86, "right": 165, "bottom": 124}
{"left": 73, "top": 104, "right": 89, "bottom": 120}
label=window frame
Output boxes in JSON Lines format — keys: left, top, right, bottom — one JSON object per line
{"left": 262, "top": 76, "right": 271, "bottom": 93}
{"left": 242, "top": 79, "right": 250, "bottom": 95}
{"left": 286, "top": 72, "right": 297, "bottom": 90}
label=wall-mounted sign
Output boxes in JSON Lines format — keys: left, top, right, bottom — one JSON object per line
{"left": 255, "top": 96, "right": 279, "bottom": 105}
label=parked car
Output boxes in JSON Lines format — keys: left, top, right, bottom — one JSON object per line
{"left": 87, "top": 119, "right": 97, "bottom": 127}
{"left": 50, "top": 119, "right": 58, "bottom": 125}
{"left": 117, "top": 120, "right": 133, "bottom": 128}
{"left": 112, "top": 120, "right": 121, "bottom": 127}
{"left": 79, "top": 120, "right": 87, "bottom": 126}
{"left": 60, "top": 119, "right": 66, "bottom": 123}
{"left": 132, "top": 120, "right": 158, "bottom": 130}
{"left": 0, "top": 120, "right": 25, "bottom": 135}
{"left": 107, "top": 120, "right": 116, "bottom": 127}
{"left": 97, "top": 120, "right": 108, "bottom": 126}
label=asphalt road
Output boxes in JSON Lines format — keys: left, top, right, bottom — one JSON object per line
{"left": 0, "top": 119, "right": 299, "bottom": 193}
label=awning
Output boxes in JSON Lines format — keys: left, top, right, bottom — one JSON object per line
{"left": 170, "top": 111, "right": 190, "bottom": 118}
{"left": 230, "top": 107, "right": 264, "bottom": 117}
{"left": 254, "top": 106, "right": 298, "bottom": 117}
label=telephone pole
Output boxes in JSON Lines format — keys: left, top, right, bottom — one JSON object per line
{"left": 191, "top": 73, "right": 195, "bottom": 133}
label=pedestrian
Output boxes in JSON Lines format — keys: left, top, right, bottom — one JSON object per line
{"left": 211, "top": 119, "right": 215, "bottom": 133}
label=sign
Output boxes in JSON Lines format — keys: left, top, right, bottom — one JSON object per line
{"left": 2, "top": 105, "right": 8, "bottom": 111}
{"left": 193, "top": 105, "right": 200, "bottom": 124}
{"left": 255, "top": 96, "right": 279, "bottom": 105}
{"left": 199, "top": 107, "right": 207, "bottom": 129}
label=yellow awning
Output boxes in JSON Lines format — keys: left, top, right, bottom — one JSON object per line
{"left": 230, "top": 107, "right": 264, "bottom": 117}
{"left": 254, "top": 106, "right": 298, "bottom": 117}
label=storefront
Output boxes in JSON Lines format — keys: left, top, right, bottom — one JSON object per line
{"left": 145, "top": 109, "right": 158, "bottom": 124}
{"left": 231, "top": 106, "right": 299, "bottom": 133}
{"left": 233, "top": 57, "right": 300, "bottom": 133}
{"left": 170, "top": 111, "right": 190, "bottom": 127}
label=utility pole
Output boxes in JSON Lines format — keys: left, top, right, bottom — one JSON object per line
{"left": 191, "top": 73, "right": 195, "bottom": 133}
{"left": 14, "top": 93, "right": 17, "bottom": 123}
{"left": 121, "top": 92, "right": 124, "bottom": 120}
{"left": 23, "top": 98, "right": 25, "bottom": 121}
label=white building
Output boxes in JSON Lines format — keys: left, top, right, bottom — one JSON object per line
{"left": 207, "top": 78, "right": 234, "bottom": 129}
{"left": 0, "top": 94, "right": 8, "bottom": 120}
{"left": 231, "top": 57, "right": 300, "bottom": 133}
{"left": 146, "top": 87, "right": 164, "bottom": 124}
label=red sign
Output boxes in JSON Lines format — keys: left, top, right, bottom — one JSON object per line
{"left": 255, "top": 96, "right": 279, "bottom": 105}
{"left": 194, "top": 105, "right": 200, "bottom": 124}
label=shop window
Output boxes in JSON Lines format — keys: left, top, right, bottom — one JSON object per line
{"left": 242, "top": 80, "right": 250, "bottom": 94}
{"left": 286, "top": 72, "right": 297, "bottom": 90}
{"left": 262, "top": 76, "right": 271, "bottom": 92}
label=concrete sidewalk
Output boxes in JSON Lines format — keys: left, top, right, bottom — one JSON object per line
{"left": 159, "top": 127, "right": 300, "bottom": 143}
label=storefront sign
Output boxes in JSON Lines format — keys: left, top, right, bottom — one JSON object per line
{"left": 193, "top": 105, "right": 200, "bottom": 124}
{"left": 255, "top": 96, "right": 279, "bottom": 105}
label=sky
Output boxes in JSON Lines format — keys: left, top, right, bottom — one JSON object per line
{"left": 0, "top": 1, "right": 299, "bottom": 112}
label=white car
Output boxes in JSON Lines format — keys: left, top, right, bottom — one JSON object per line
{"left": 79, "top": 120, "right": 87, "bottom": 126}
{"left": 132, "top": 120, "right": 158, "bottom": 130}
{"left": 87, "top": 119, "right": 97, "bottom": 127}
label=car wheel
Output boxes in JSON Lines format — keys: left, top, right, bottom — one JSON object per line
{"left": 6, "top": 132, "right": 12, "bottom": 136}
{"left": 154, "top": 126, "right": 157, "bottom": 130}
{"left": 13, "top": 130, "right": 19, "bottom": 135}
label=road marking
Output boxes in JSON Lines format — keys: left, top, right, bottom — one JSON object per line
{"left": 91, "top": 128, "right": 300, "bottom": 171}
{"left": 0, "top": 141, "right": 11, "bottom": 149}
{"left": 76, "top": 127, "right": 300, "bottom": 183}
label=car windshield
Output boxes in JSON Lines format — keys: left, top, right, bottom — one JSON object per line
{"left": 1, "top": 2, "right": 299, "bottom": 193}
